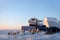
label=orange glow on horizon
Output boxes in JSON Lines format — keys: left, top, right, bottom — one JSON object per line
{"left": 0, "top": 24, "right": 22, "bottom": 30}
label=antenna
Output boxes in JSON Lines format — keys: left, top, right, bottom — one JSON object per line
{"left": 34, "top": 16, "right": 36, "bottom": 19}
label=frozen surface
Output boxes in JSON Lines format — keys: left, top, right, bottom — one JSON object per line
{"left": 0, "top": 30, "right": 60, "bottom": 40}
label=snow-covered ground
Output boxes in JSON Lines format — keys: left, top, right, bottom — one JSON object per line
{"left": 0, "top": 30, "right": 60, "bottom": 40}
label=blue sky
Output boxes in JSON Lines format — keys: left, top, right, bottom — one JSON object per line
{"left": 0, "top": 0, "right": 60, "bottom": 30}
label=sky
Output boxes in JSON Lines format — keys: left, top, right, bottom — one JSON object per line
{"left": 0, "top": 0, "right": 60, "bottom": 30}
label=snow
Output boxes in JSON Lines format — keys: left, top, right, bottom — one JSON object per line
{"left": 0, "top": 30, "right": 60, "bottom": 40}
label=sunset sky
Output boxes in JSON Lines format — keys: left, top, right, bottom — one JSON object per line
{"left": 0, "top": 0, "right": 60, "bottom": 30}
